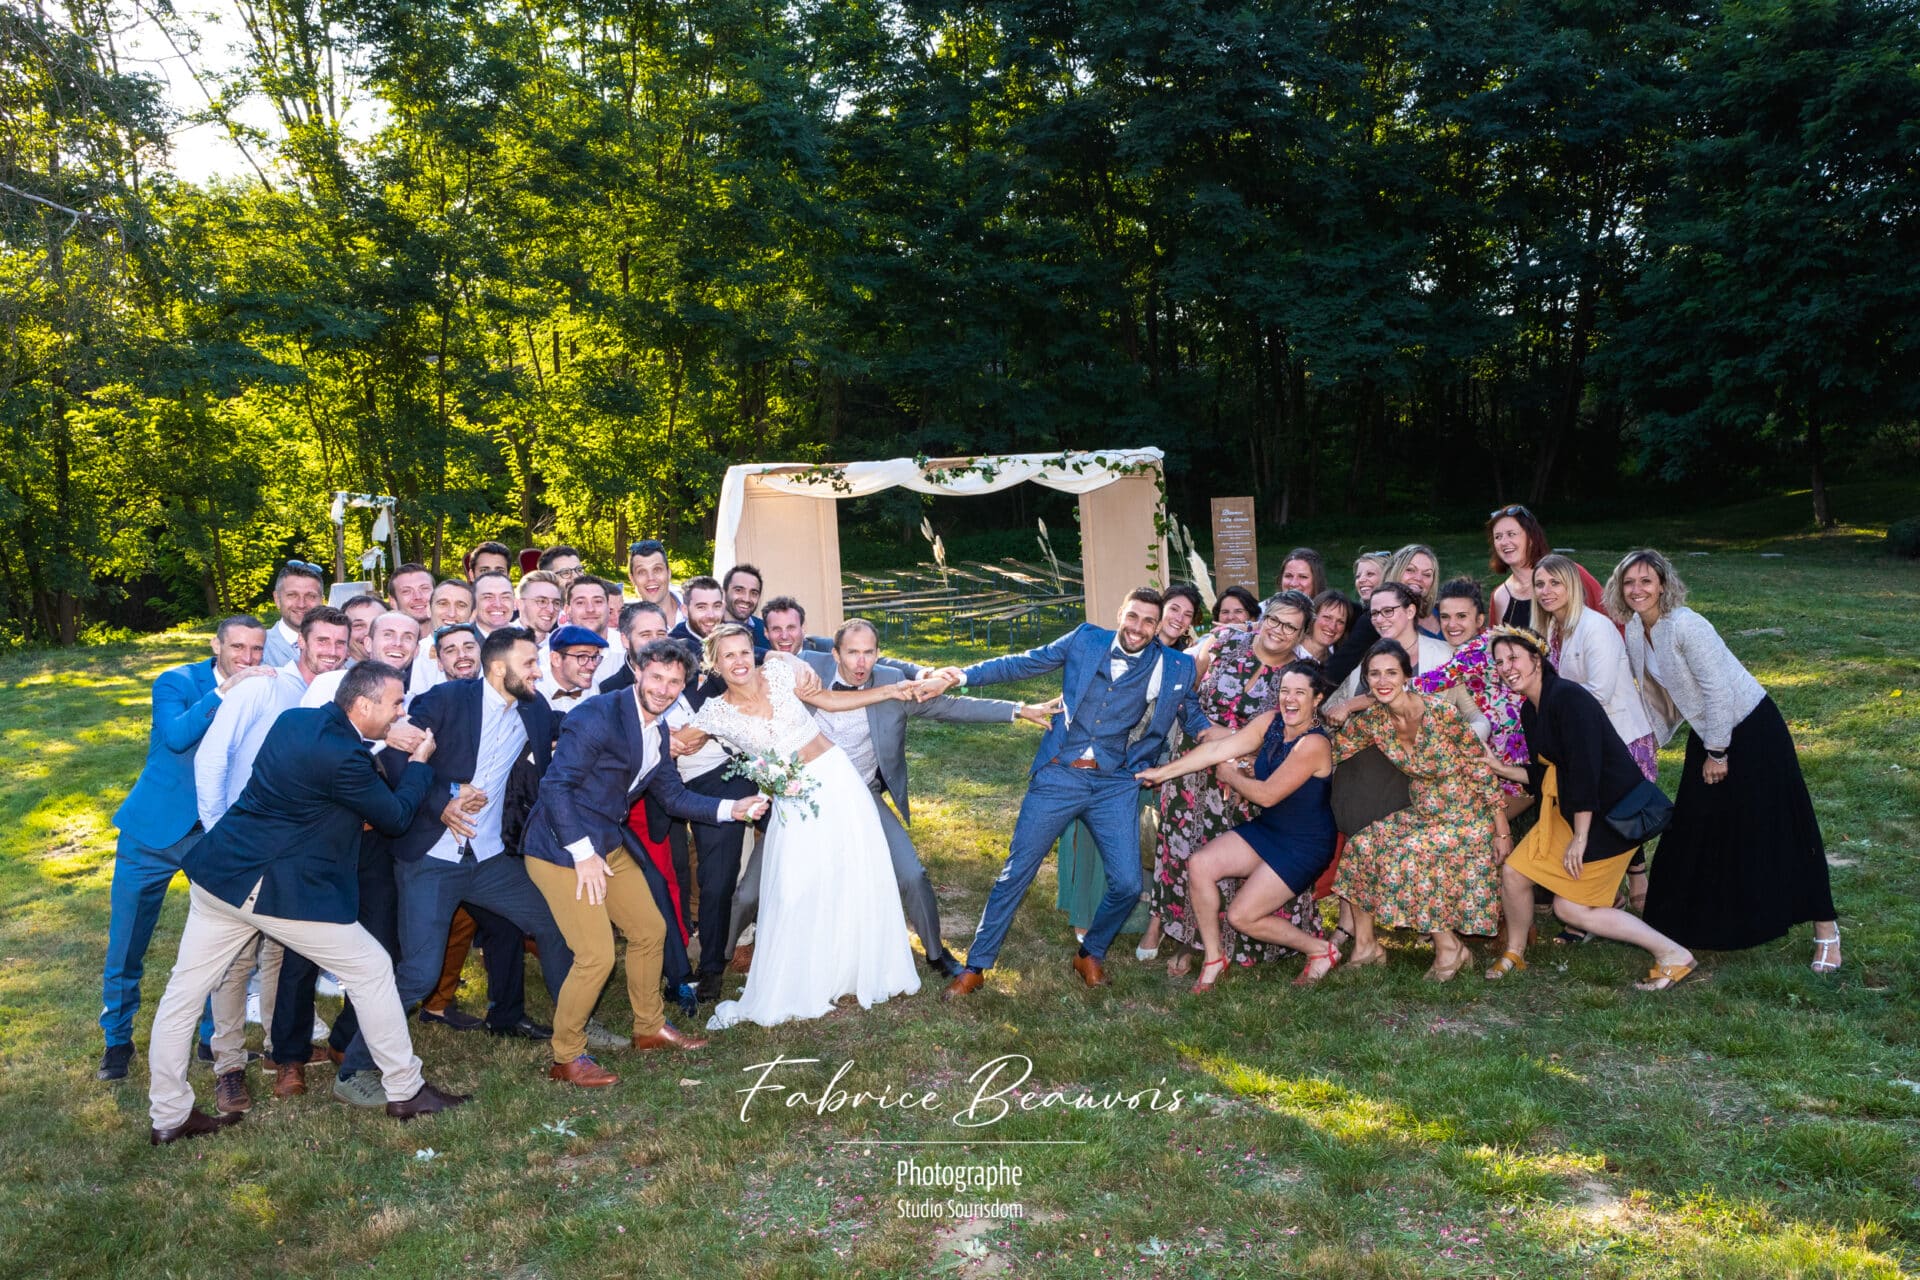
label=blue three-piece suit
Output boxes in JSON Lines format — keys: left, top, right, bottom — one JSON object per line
{"left": 957, "top": 624, "right": 1209, "bottom": 969}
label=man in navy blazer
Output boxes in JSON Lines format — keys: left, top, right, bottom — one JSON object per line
{"left": 522, "top": 639, "right": 768, "bottom": 1086}
{"left": 97, "top": 615, "right": 270, "bottom": 1082}
{"left": 331, "top": 628, "right": 577, "bottom": 1100}
{"left": 147, "top": 661, "right": 467, "bottom": 1144}
{"left": 928, "top": 589, "right": 1219, "bottom": 997}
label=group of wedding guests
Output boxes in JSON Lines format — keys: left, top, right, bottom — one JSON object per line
{"left": 106, "top": 538, "right": 1053, "bottom": 1142}
{"left": 105, "top": 510, "right": 1840, "bottom": 1147}
{"left": 1106, "top": 510, "right": 1839, "bottom": 999}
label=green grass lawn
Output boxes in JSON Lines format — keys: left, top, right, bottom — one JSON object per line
{"left": 2, "top": 486, "right": 1916, "bottom": 1278}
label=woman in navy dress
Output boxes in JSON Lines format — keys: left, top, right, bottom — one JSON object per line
{"left": 1136, "top": 661, "right": 1340, "bottom": 991}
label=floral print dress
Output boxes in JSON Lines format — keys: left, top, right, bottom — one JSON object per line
{"left": 1331, "top": 695, "right": 1505, "bottom": 935}
{"left": 1412, "top": 631, "right": 1528, "bottom": 797}
{"left": 1152, "top": 631, "right": 1321, "bottom": 964}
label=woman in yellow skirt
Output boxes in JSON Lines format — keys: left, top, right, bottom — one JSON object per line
{"left": 1481, "top": 629, "right": 1699, "bottom": 991}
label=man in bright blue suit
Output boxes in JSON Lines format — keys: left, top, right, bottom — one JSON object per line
{"left": 97, "top": 615, "right": 272, "bottom": 1082}
{"left": 928, "top": 588, "right": 1220, "bottom": 997}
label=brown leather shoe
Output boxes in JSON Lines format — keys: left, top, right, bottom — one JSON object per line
{"left": 1072, "top": 954, "right": 1111, "bottom": 988}
{"left": 728, "top": 943, "right": 754, "bottom": 974}
{"left": 548, "top": 1055, "right": 620, "bottom": 1087}
{"left": 941, "top": 970, "right": 985, "bottom": 1001}
{"left": 631, "top": 1022, "right": 708, "bottom": 1052}
{"left": 273, "top": 1063, "right": 307, "bottom": 1099}
{"left": 150, "top": 1107, "right": 243, "bottom": 1145}
{"left": 215, "top": 1068, "right": 253, "bottom": 1114}
{"left": 385, "top": 1081, "right": 471, "bottom": 1120}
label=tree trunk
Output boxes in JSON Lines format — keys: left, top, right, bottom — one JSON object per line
{"left": 1806, "top": 414, "right": 1833, "bottom": 529}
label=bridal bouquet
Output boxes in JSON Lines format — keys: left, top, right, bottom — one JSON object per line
{"left": 723, "top": 750, "right": 821, "bottom": 818}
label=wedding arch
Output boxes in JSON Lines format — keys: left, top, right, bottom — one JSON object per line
{"left": 711, "top": 448, "right": 1170, "bottom": 635}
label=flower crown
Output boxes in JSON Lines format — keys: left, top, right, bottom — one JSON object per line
{"left": 1486, "top": 624, "right": 1549, "bottom": 658}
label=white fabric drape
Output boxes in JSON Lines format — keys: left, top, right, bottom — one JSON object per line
{"left": 711, "top": 448, "right": 1163, "bottom": 575}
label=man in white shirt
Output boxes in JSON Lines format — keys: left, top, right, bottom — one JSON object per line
{"left": 414, "top": 622, "right": 481, "bottom": 697}
{"left": 521, "top": 639, "right": 768, "bottom": 1086}
{"left": 411, "top": 579, "right": 475, "bottom": 696}
{"left": 261, "top": 561, "right": 326, "bottom": 667}
{"left": 472, "top": 570, "right": 517, "bottom": 635}
{"left": 305, "top": 612, "right": 422, "bottom": 711}
{"left": 562, "top": 575, "right": 623, "bottom": 686}
{"left": 388, "top": 563, "right": 436, "bottom": 627}
{"left": 626, "top": 538, "right": 683, "bottom": 631}
{"left": 339, "top": 594, "right": 386, "bottom": 664}
{"left": 331, "top": 628, "right": 578, "bottom": 1100}
{"left": 517, "top": 571, "right": 564, "bottom": 646}
{"left": 539, "top": 625, "right": 606, "bottom": 712}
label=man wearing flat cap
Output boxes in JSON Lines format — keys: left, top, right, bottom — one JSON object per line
{"left": 540, "top": 624, "right": 608, "bottom": 714}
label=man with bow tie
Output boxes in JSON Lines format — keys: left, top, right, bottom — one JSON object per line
{"left": 925, "top": 589, "right": 1221, "bottom": 998}
{"left": 540, "top": 625, "right": 607, "bottom": 712}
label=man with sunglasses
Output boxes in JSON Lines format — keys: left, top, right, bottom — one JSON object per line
{"left": 263, "top": 561, "right": 327, "bottom": 668}
{"left": 627, "top": 539, "right": 683, "bottom": 631}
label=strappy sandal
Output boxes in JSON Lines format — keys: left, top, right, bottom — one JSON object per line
{"left": 1293, "top": 944, "right": 1342, "bottom": 987}
{"left": 1625, "top": 858, "right": 1650, "bottom": 913}
{"left": 1424, "top": 944, "right": 1472, "bottom": 984}
{"left": 1550, "top": 927, "right": 1592, "bottom": 946}
{"left": 1810, "top": 927, "right": 1842, "bottom": 974}
{"left": 1346, "top": 945, "right": 1389, "bottom": 968}
{"left": 1484, "top": 951, "right": 1529, "bottom": 981}
{"left": 1190, "top": 956, "right": 1229, "bottom": 994}
{"left": 1635, "top": 960, "right": 1698, "bottom": 991}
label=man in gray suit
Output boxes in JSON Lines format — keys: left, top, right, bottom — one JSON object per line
{"left": 731, "top": 619, "right": 1050, "bottom": 979}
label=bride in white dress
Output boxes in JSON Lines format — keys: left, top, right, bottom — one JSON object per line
{"left": 692, "top": 625, "right": 924, "bottom": 1029}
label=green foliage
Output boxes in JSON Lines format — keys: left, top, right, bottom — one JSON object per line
{"left": 3, "top": 0, "right": 1917, "bottom": 642}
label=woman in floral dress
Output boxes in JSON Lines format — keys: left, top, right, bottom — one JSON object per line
{"left": 1148, "top": 591, "right": 1323, "bottom": 975}
{"left": 1331, "top": 639, "right": 1510, "bottom": 982}
{"left": 1412, "top": 579, "right": 1530, "bottom": 812}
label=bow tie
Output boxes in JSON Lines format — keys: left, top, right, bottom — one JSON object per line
{"left": 1110, "top": 646, "right": 1150, "bottom": 668}
{"left": 832, "top": 680, "right": 862, "bottom": 692}
{"left": 550, "top": 687, "right": 586, "bottom": 702}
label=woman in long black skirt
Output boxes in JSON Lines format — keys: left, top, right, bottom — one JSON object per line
{"left": 1606, "top": 550, "right": 1840, "bottom": 969}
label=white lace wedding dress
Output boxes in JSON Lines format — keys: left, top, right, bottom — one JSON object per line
{"left": 694, "top": 659, "right": 920, "bottom": 1028}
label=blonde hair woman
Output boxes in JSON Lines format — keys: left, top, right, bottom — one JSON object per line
{"left": 1533, "top": 555, "right": 1658, "bottom": 783}
{"left": 1383, "top": 544, "right": 1441, "bottom": 638}
{"left": 1605, "top": 550, "right": 1840, "bottom": 972}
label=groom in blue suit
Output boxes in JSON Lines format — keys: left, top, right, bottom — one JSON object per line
{"left": 931, "top": 588, "right": 1217, "bottom": 996}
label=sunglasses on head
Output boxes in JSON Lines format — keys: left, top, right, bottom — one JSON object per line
{"left": 281, "top": 559, "right": 325, "bottom": 578}
{"left": 628, "top": 539, "right": 666, "bottom": 559}
{"left": 1488, "top": 504, "right": 1533, "bottom": 521}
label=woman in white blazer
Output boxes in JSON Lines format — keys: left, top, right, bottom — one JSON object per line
{"left": 1534, "top": 555, "right": 1657, "bottom": 779}
{"left": 1606, "top": 549, "right": 1839, "bottom": 972}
